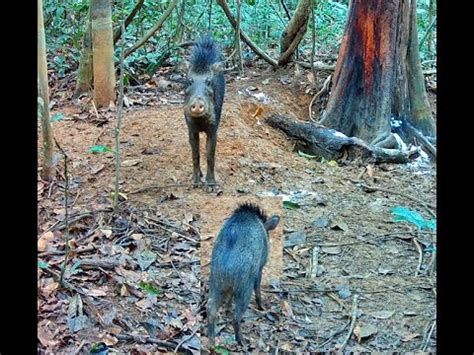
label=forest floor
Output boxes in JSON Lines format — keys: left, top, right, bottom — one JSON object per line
{"left": 38, "top": 64, "right": 437, "bottom": 354}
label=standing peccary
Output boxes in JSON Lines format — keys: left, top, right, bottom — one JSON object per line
{"left": 182, "top": 35, "right": 225, "bottom": 191}
{"left": 207, "top": 203, "right": 280, "bottom": 347}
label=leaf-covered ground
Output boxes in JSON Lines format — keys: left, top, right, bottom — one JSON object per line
{"left": 38, "top": 64, "right": 436, "bottom": 354}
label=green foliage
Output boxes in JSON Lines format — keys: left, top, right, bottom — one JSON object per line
{"left": 89, "top": 145, "right": 113, "bottom": 154}
{"left": 391, "top": 206, "right": 436, "bottom": 231}
{"left": 43, "top": 0, "right": 435, "bottom": 79}
{"left": 137, "top": 281, "right": 161, "bottom": 296}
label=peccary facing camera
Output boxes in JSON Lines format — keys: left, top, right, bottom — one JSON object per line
{"left": 182, "top": 35, "right": 225, "bottom": 191}
{"left": 207, "top": 203, "right": 280, "bottom": 347}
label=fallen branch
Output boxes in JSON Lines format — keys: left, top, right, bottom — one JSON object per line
{"left": 78, "top": 257, "right": 123, "bottom": 270}
{"left": 339, "top": 294, "right": 359, "bottom": 351}
{"left": 39, "top": 245, "right": 95, "bottom": 257}
{"left": 116, "top": 334, "right": 177, "bottom": 349}
{"left": 129, "top": 183, "right": 191, "bottom": 194}
{"left": 266, "top": 114, "right": 420, "bottom": 164}
{"left": 216, "top": 0, "right": 278, "bottom": 67}
{"left": 174, "top": 324, "right": 200, "bottom": 353}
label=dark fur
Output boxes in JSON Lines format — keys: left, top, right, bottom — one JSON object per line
{"left": 232, "top": 202, "right": 268, "bottom": 223}
{"left": 189, "top": 34, "right": 221, "bottom": 74}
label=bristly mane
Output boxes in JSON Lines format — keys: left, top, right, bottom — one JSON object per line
{"left": 190, "top": 34, "right": 220, "bottom": 74}
{"left": 233, "top": 202, "right": 268, "bottom": 222}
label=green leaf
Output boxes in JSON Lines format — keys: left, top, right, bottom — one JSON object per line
{"left": 391, "top": 207, "right": 436, "bottom": 231}
{"left": 89, "top": 145, "right": 113, "bottom": 154}
{"left": 38, "top": 260, "right": 49, "bottom": 269}
{"left": 283, "top": 200, "right": 300, "bottom": 210}
{"left": 138, "top": 281, "right": 161, "bottom": 296}
{"left": 246, "top": 0, "right": 256, "bottom": 5}
{"left": 298, "top": 151, "right": 318, "bottom": 159}
{"left": 50, "top": 113, "right": 64, "bottom": 122}
{"left": 214, "top": 345, "right": 230, "bottom": 354}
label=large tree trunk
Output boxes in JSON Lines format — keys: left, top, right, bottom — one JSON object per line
{"left": 320, "top": 0, "right": 399, "bottom": 146}
{"left": 279, "top": 0, "right": 312, "bottom": 66}
{"left": 320, "top": 0, "right": 435, "bottom": 148}
{"left": 91, "top": 0, "right": 115, "bottom": 107}
{"left": 38, "top": 0, "right": 55, "bottom": 181}
{"left": 73, "top": 6, "right": 93, "bottom": 99}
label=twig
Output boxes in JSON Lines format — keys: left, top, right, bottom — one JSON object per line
{"left": 308, "top": 246, "right": 319, "bottom": 278}
{"left": 114, "top": 16, "right": 126, "bottom": 211}
{"left": 116, "top": 333, "right": 177, "bottom": 349}
{"left": 216, "top": 0, "right": 278, "bottom": 67}
{"left": 309, "top": 74, "right": 331, "bottom": 121}
{"left": 124, "top": 0, "right": 179, "bottom": 58}
{"left": 144, "top": 218, "right": 198, "bottom": 244}
{"left": 54, "top": 139, "right": 70, "bottom": 287}
{"left": 74, "top": 339, "right": 86, "bottom": 354}
{"left": 113, "top": 0, "right": 144, "bottom": 44}
{"left": 47, "top": 180, "right": 55, "bottom": 198}
{"left": 174, "top": 324, "right": 200, "bottom": 353}
{"left": 93, "top": 126, "right": 108, "bottom": 146}
{"left": 339, "top": 294, "right": 359, "bottom": 351}
{"left": 420, "top": 319, "right": 436, "bottom": 351}
{"left": 353, "top": 182, "right": 436, "bottom": 218}
{"left": 413, "top": 238, "right": 423, "bottom": 277}
{"left": 419, "top": 16, "right": 437, "bottom": 49}
{"left": 38, "top": 245, "right": 95, "bottom": 257}
{"left": 129, "top": 183, "right": 191, "bottom": 194}
{"left": 91, "top": 99, "right": 99, "bottom": 119}
{"left": 317, "top": 320, "right": 351, "bottom": 348}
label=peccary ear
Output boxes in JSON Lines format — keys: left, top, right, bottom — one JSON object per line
{"left": 264, "top": 215, "right": 280, "bottom": 231}
{"left": 210, "top": 62, "right": 224, "bottom": 75}
{"left": 179, "top": 60, "right": 191, "bottom": 74}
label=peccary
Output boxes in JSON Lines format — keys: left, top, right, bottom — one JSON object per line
{"left": 182, "top": 35, "right": 225, "bottom": 191}
{"left": 207, "top": 203, "right": 280, "bottom": 347}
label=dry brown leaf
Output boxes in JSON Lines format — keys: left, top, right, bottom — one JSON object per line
{"left": 38, "top": 325, "right": 53, "bottom": 347}
{"left": 120, "top": 284, "right": 130, "bottom": 297}
{"left": 100, "top": 229, "right": 113, "bottom": 239}
{"left": 252, "top": 106, "right": 264, "bottom": 118}
{"left": 367, "top": 164, "right": 374, "bottom": 178}
{"left": 38, "top": 231, "right": 55, "bottom": 252}
{"left": 401, "top": 333, "right": 421, "bottom": 342}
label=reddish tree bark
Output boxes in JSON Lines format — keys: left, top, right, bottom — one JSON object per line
{"left": 320, "top": 0, "right": 435, "bottom": 147}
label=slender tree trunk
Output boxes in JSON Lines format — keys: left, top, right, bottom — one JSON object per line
{"left": 38, "top": 0, "right": 55, "bottom": 181}
{"left": 73, "top": 6, "right": 93, "bottom": 99}
{"left": 405, "top": 0, "right": 435, "bottom": 136}
{"left": 91, "top": 0, "right": 116, "bottom": 107}
{"left": 235, "top": 0, "right": 243, "bottom": 73}
{"left": 279, "top": 0, "right": 312, "bottom": 66}
{"left": 427, "top": 0, "right": 433, "bottom": 56}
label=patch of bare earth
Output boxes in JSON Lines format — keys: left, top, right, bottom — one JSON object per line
{"left": 38, "top": 68, "right": 436, "bottom": 353}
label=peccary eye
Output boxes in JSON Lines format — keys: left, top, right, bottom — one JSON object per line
{"left": 205, "top": 78, "right": 212, "bottom": 85}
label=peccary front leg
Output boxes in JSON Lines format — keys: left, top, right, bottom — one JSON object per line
{"left": 205, "top": 130, "right": 217, "bottom": 191}
{"left": 188, "top": 128, "right": 202, "bottom": 186}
